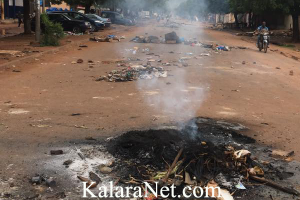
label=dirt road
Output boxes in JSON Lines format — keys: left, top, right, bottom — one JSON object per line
{"left": 0, "top": 21, "right": 300, "bottom": 198}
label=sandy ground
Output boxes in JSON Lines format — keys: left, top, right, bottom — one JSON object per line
{"left": 0, "top": 20, "right": 300, "bottom": 198}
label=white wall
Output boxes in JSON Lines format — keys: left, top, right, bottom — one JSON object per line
{"left": 9, "top": 0, "right": 23, "bottom": 7}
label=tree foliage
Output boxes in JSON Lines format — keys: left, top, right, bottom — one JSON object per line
{"left": 40, "top": 13, "right": 64, "bottom": 46}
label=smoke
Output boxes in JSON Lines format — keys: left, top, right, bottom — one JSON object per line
{"left": 124, "top": 0, "right": 208, "bottom": 136}
{"left": 137, "top": 68, "right": 206, "bottom": 128}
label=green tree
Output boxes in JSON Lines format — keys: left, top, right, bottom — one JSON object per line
{"left": 276, "top": 0, "right": 300, "bottom": 41}
{"left": 227, "top": 0, "right": 300, "bottom": 40}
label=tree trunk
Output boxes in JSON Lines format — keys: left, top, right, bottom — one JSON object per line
{"left": 292, "top": 13, "right": 299, "bottom": 42}
{"left": 234, "top": 12, "right": 239, "bottom": 29}
{"left": 84, "top": 1, "right": 92, "bottom": 14}
{"left": 23, "top": 0, "right": 31, "bottom": 34}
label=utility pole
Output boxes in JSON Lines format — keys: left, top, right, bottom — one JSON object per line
{"left": 42, "top": 0, "right": 45, "bottom": 13}
{"left": 35, "top": 0, "right": 40, "bottom": 42}
{"left": 1, "top": 0, "right": 5, "bottom": 20}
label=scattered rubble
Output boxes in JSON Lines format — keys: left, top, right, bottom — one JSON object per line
{"left": 97, "top": 65, "right": 168, "bottom": 82}
{"left": 90, "top": 35, "right": 120, "bottom": 42}
{"left": 271, "top": 150, "right": 294, "bottom": 159}
{"left": 131, "top": 35, "right": 161, "bottom": 43}
{"left": 99, "top": 164, "right": 113, "bottom": 174}
{"left": 63, "top": 159, "right": 73, "bottom": 166}
{"left": 165, "top": 31, "right": 181, "bottom": 44}
{"left": 103, "top": 118, "right": 299, "bottom": 198}
{"left": 77, "top": 59, "right": 83, "bottom": 64}
{"left": 50, "top": 150, "right": 63, "bottom": 155}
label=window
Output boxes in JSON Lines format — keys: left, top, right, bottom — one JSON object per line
{"left": 101, "top": 13, "right": 108, "bottom": 18}
{"left": 48, "top": 14, "right": 64, "bottom": 21}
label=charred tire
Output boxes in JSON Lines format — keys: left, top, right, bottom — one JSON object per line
{"left": 73, "top": 26, "right": 81, "bottom": 34}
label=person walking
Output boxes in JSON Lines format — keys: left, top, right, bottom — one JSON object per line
{"left": 17, "top": 11, "right": 23, "bottom": 28}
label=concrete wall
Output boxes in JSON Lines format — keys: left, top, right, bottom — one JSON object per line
{"left": 48, "top": 2, "right": 70, "bottom": 10}
{"left": 283, "top": 15, "right": 300, "bottom": 31}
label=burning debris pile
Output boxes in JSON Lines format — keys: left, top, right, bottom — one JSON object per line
{"left": 105, "top": 118, "right": 299, "bottom": 199}
{"left": 96, "top": 65, "right": 167, "bottom": 82}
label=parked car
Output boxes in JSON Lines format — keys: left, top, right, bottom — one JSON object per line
{"left": 31, "top": 13, "right": 91, "bottom": 33}
{"left": 100, "top": 11, "right": 134, "bottom": 26}
{"left": 86, "top": 14, "right": 111, "bottom": 27}
{"left": 50, "top": 11, "right": 104, "bottom": 32}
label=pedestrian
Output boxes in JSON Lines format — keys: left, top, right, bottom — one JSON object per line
{"left": 17, "top": 11, "right": 23, "bottom": 28}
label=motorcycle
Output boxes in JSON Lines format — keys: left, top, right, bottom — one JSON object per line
{"left": 258, "top": 31, "right": 270, "bottom": 53}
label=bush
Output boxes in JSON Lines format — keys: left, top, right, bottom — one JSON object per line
{"left": 40, "top": 14, "right": 64, "bottom": 46}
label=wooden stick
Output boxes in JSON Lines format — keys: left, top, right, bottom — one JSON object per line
{"left": 163, "top": 148, "right": 183, "bottom": 182}
{"left": 250, "top": 176, "right": 300, "bottom": 196}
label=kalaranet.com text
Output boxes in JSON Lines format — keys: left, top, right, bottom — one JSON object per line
{"left": 82, "top": 181, "right": 221, "bottom": 198}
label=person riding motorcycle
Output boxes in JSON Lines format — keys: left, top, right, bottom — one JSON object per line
{"left": 257, "top": 22, "right": 269, "bottom": 47}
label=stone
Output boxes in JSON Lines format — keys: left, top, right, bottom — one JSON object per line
{"left": 98, "top": 165, "right": 113, "bottom": 174}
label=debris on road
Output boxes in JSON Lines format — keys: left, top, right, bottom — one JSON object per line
{"left": 104, "top": 120, "right": 300, "bottom": 199}
{"left": 89, "top": 172, "right": 101, "bottom": 184}
{"left": 45, "top": 178, "right": 56, "bottom": 187}
{"left": 50, "top": 150, "right": 63, "bottom": 155}
{"left": 77, "top": 176, "right": 98, "bottom": 188}
{"left": 98, "top": 164, "right": 113, "bottom": 174}
{"left": 217, "top": 46, "right": 230, "bottom": 51}
{"left": 98, "top": 65, "right": 168, "bottom": 82}
{"left": 79, "top": 45, "right": 88, "bottom": 48}
{"left": 31, "top": 176, "right": 42, "bottom": 184}
{"left": 165, "top": 31, "right": 180, "bottom": 44}
{"left": 70, "top": 113, "right": 81, "bottom": 116}
{"left": 200, "top": 53, "right": 210, "bottom": 56}
{"left": 271, "top": 149, "right": 294, "bottom": 159}
{"left": 77, "top": 59, "right": 83, "bottom": 64}
{"left": 90, "top": 35, "right": 121, "bottom": 42}
{"left": 63, "top": 160, "right": 73, "bottom": 166}
{"left": 131, "top": 35, "right": 161, "bottom": 43}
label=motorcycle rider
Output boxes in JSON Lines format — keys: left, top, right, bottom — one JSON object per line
{"left": 257, "top": 22, "right": 269, "bottom": 46}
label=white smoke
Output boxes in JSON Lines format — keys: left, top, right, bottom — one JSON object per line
{"left": 133, "top": 0, "right": 208, "bottom": 133}
{"left": 137, "top": 68, "right": 206, "bottom": 125}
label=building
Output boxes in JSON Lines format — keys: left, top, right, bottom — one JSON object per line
{"left": 3, "top": 0, "right": 24, "bottom": 19}
{"left": 2, "top": 0, "right": 70, "bottom": 19}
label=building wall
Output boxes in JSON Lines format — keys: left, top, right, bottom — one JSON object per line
{"left": 283, "top": 15, "right": 300, "bottom": 31}
{"left": 5, "top": 0, "right": 23, "bottom": 19}
{"left": 48, "top": 2, "right": 70, "bottom": 10}
{"left": 9, "top": 0, "right": 22, "bottom": 7}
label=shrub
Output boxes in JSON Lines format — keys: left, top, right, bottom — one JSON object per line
{"left": 40, "top": 14, "right": 64, "bottom": 46}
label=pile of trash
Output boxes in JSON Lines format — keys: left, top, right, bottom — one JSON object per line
{"left": 96, "top": 65, "right": 167, "bottom": 82}
{"left": 90, "top": 35, "right": 124, "bottom": 42}
{"left": 131, "top": 31, "right": 182, "bottom": 44}
{"left": 105, "top": 118, "right": 299, "bottom": 199}
{"left": 131, "top": 35, "right": 161, "bottom": 43}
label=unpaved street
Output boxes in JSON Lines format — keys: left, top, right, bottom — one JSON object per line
{"left": 0, "top": 21, "right": 300, "bottom": 199}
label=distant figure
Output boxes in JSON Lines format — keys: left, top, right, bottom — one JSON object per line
{"left": 17, "top": 11, "right": 23, "bottom": 28}
{"left": 257, "top": 21, "right": 269, "bottom": 46}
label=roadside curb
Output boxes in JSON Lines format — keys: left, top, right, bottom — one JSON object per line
{"left": 0, "top": 39, "right": 85, "bottom": 71}
{"left": 0, "top": 19, "right": 18, "bottom": 24}
{"left": 0, "top": 27, "right": 132, "bottom": 71}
